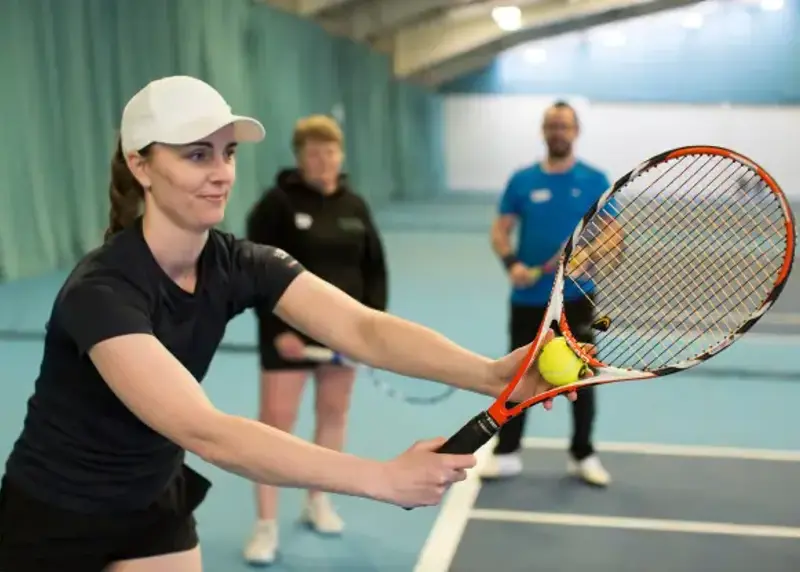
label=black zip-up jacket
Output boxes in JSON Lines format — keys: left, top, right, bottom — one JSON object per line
{"left": 246, "top": 168, "right": 388, "bottom": 335}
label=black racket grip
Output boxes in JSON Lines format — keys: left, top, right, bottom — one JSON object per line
{"left": 401, "top": 412, "right": 499, "bottom": 511}
{"left": 436, "top": 411, "right": 499, "bottom": 454}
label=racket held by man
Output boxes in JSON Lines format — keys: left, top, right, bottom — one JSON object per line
{"left": 437, "top": 144, "right": 796, "bottom": 456}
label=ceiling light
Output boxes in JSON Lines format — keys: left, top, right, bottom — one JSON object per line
{"left": 492, "top": 6, "right": 522, "bottom": 31}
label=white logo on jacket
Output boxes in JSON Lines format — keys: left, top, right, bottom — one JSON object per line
{"left": 294, "top": 212, "right": 312, "bottom": 229}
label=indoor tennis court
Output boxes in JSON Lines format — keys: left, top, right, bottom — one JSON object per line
{"left": 2, "top": 0, "right": 799, "bottom": 570}
{"left": 1, "top": 197, "right": 799, "bottom": 571}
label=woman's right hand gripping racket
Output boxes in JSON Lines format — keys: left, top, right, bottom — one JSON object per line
{"left": 438, "top": 145, "right": 796, "bottom": 455}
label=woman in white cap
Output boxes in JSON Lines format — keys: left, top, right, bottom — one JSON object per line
{"left": 0, "top": 76, "right": 574, "bottom": 572}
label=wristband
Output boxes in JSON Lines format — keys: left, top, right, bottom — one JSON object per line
{"left": 501, "top": 254, "right": 518, "bottom": 269}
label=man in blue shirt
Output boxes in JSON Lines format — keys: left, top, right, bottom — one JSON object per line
{"left": 483, "top": 101, "right": 611, "bottom": 486}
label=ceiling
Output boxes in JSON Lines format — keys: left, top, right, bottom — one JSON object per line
{"left": 259, "top": 0, "right": 710, "bottom": 87}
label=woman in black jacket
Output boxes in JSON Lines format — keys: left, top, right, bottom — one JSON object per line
{"left": 243, "top": 115, "right": 388, "bottom": 565}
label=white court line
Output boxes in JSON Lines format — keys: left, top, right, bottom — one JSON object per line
{"left": 673, "top": 314, "right": 800, "bottom": 327}
{"left": 760, "top": 313, "right": 800, "bottom": 326}
{"left": 469, "top": 509, "right": 800, "bottom": 539}
{"left": 741, "top": 331, "right": 800, "bottom": 344}
{"left": 523, "top": 437, "right": 800, "bottom": 462}
{"left": 412, "top": 438, "right": 495, "bottom": 572}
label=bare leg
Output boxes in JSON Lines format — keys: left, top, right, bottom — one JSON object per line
{"left": 244, "top": 369, "right": 309, "bottom": 565}
{"left": 299, "top": 364, "right": 356, "bottom": 535}
{"left": 254, "top": 369, "right": 309, "bottom": 520}
{"left": 309, "top": 364, "right": 356, "bottom": 496}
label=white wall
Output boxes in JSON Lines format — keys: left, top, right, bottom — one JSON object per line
{"left": 443, "top": 95, "right": 800, "bottom": 199}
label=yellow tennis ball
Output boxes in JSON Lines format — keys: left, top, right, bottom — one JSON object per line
{"left": 537, "top": 337, "right": 586, "bottom": 386}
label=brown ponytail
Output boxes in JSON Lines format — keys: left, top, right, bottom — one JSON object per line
{"left": 104, "top": 138, "right": 150, "bottom": 241}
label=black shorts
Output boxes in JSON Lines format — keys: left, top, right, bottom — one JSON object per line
{"left": 255, "top": 307, "right": 329, "bottom": 371}
{"left": 0, "top": 464, "right": 210, "bottom": 572}
{"left": 509, "top": 296, "right": 596, "bottom": 351}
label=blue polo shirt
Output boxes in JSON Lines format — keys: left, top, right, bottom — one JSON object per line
{"left": 499, "top": 160, "right": 611, "bottom": 307}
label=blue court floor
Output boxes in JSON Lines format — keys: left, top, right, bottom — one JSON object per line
{"left": 1, "top": 197, "right": 799, "bottom": 571}
{"left": 424, "top": 440, "right": 800, "bottom": 572}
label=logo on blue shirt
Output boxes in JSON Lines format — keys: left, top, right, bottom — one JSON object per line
{"left": 498, "top": 160, "right": 611, "bottom": 307}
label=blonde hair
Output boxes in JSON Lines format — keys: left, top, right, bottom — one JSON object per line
{"left": 292, "top": 115, "right": 343, "bottom": 154}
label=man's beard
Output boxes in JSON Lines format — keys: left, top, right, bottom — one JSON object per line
{"left": 547, "top": 143, "right": 572, "bottom": 159}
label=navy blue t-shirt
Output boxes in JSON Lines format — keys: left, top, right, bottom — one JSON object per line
{"left": 499, "top": 160, "right": 611, "bottom": 306}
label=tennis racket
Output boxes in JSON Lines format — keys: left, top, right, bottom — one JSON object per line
{"left": 301, "top": 346, "right": 457, "bottom": 405}
{"left": 437, "top": 145, "right": 796, "bottom": 455}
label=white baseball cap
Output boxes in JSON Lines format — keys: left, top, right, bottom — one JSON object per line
{"left": 120, "top": 75, "right": 265, "bottom": 154}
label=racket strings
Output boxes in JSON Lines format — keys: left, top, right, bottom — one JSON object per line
{"left": 594, "top": 169, "right": 781, "bottom": 330}
{"left": 569, "top": 156, "right": 754, "bottom": 365}
{"left": 586, "top": 158, "right": 779, "bottom": 301}
{"left": 587, "top": 158, "right": 758, "bottom": 366}
{"left": 566, "top": 154, "right": 787, "bottom": 371}
{"left": 597, "top": 166, "right": 785, "bottom": 367}
{"left": 595, "top": 249, "right": 774, "bottom": 369}
{"left": 607, "top": 180, "right": 784, "bottom": 366}
{"left": 584, "top": 156, "right": 781, "bottom": 283}
{"left": 575, "top": 154, "right": 726, "bottom": 281}
{"left": 606, "top": 163, "right": 785, "bottom": 316}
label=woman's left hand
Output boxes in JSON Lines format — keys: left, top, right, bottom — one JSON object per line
{"left": 489, "top": 330, "right": 582, "bottom": 410}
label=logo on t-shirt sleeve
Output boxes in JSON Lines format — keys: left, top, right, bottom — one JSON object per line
{"left": 271, "top": 247, "right": 298, "bottom": 266}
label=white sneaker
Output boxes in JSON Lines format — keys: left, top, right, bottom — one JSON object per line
{"left": 567, "top": 454, "right": 611, "bottom": 487}
{"left": 300, "top": 494, "right": 344, "bottom": 535}
{"left": 479, "top": 453, "right": 523, "bottom": 479}
{"left": 243, "top": 519, "right": 278, "bottom": 566}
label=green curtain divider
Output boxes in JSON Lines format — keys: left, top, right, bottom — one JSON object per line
{"left": 0, "top": 0, "right": 446, "bottom": 282}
